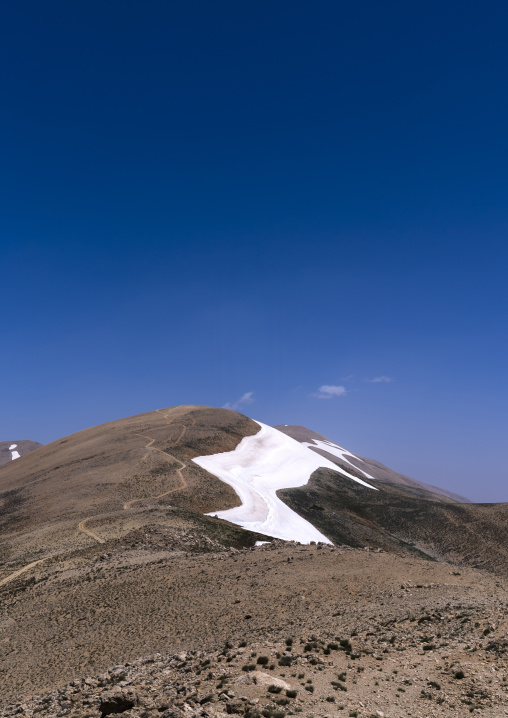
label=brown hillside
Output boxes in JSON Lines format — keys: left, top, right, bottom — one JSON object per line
{"left": 0, "top": 406, "right": 259, "bottom": 568}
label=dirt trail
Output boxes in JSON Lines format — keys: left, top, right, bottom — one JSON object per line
{"left": 78, "top": 414, "right": 196, "bottom": 541}
{"left": 77, "top": 517, "right": 106, "bottom": 544}
{"left": 0, "top": 559, "right": 47, "bottom": 588}
{"left": 123, "top": 433, "right": 188, "bottom": 510}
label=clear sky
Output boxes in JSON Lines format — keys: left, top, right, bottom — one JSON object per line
{"left": 1, "top": 1, "right": 507, "bottom": 502}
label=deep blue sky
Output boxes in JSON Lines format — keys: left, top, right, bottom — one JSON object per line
{"left": 1, "top": 1, "right": 507, "bottom": 501}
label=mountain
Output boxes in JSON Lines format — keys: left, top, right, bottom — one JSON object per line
{"left": 1, "top": 405, "right": 508, "bottom": 707}
{"left": 1, "top": 405, "right": 506, "bottom": 573}
{"left": 0, "top": 440, "right": 42, "bottom": 467}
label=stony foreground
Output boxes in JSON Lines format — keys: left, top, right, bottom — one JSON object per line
{"left": 2, "top": 626, "right": 508, "bottom": 718}
{"left": 1, "top": 542, "right": 508, "bottom": 717}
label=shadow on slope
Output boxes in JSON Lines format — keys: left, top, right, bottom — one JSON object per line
{"left": 279, "top": 468, "right": 508, "bottom": 574}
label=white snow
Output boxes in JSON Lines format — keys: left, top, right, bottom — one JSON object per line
{"left": 193, "top": 422, "right": 377, "bottom": 545}
{"left": 302, "top": 439, "right": 375, "bottom": 480}
{"left": 8, "top": 444, "right": 20, "bottom": 460}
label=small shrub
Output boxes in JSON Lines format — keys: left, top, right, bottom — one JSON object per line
{"left": 242, "top": 664, "right": 256, "bottom": 672}
{"left": 327, "top": 642, "right": 339, "bottom": 650}
{"left": 262, "top": 710, "right": 285, "bottom": 718}
{"left": 285, "top": 638, "right": 293, "bottom": 646}
{"left": 286, "top": 690, "right": 297, "bottom": 699}
{"left": 239, "top": 641, "right": 247, "bottom": 647}
{"left": 454, "top": 670, "right": 465, "bottom": 680}
{"left": 428, "top": 681, "right": 441, "bottom": 690}
{"left": 325, "top": 697, "right": 335, "bottom": 703}
{"left": 257, "top": 656, "right": 269, "bottom": 665}
{"left": 268, "top": 685, "right": 282, "bottom": 694}
{"left": 276, "top": 698, "right": 290, "bottom": 706}
{"left": 338, "top": 672, "right": 347, "bottom": 682}
{"left": 304, "top": 685, "right": 314, "bottom": 693}
{"left": 279, "top": 656, "right": 292, "bottom": 667}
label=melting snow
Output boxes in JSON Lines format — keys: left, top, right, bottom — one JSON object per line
{"left": 302, "top": 439, "right": 375, "bottom": 480}
{"left": 193, "top": 422, "right": 376, "bottom": 544}
{"left": 9, "top": 444, "right": 20, "bottom": 460}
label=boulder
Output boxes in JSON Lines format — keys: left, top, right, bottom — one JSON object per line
{"left": 100, "top": 687, "right": 139, "bottom": 716}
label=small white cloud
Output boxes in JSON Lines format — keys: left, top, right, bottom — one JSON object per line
{"left": 223, "top": 391, "right": 254, "bottom": 411}
{"left": 312, "top": 384, "right": 347, "bottom": 399}
{"left": 366, "top": 376, "right": 393, "bottom": 383}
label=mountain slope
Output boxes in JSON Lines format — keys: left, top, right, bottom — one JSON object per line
{"left": 0, "top": 406, "right": 265, "bottom": 567}
{"left": 274, "top": 424, "right": 470, "bottom": 502}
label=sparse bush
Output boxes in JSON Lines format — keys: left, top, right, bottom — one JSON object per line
{"left": 262, "top": 710, "right": 285, "bottom": 718}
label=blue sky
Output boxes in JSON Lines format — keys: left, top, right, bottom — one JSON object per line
{"left": 1, "top": 1, "right": 507, "bottom": 501}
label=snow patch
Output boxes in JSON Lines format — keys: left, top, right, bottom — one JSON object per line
{"left": 193, "top": 422, "right": 377, "bottom": 545}
{"left": 8, "top": 444, "right": 20, "bottom": 460}
{"left": 302, "top": 439, "right": 375, "bottom": 480}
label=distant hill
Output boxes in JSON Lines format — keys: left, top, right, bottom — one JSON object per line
{"left": 0, "top": 440, "right": 42, "bottom": 467}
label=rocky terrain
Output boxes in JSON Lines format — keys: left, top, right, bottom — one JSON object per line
{"left": 1, "top": 543, "right": 507, "bottom": 717}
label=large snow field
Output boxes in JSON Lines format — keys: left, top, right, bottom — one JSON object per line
{"left": 192, "top": 422, "right": 376, "bottom": 544}
{"left": 301, "top": 439, "right": 375, "bottom": 480}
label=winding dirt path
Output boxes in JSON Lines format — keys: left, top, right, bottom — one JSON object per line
{"left": 123, "top": 433, "right": 188, "bottom": 510}
{"left": 0, "top": 559, "right": 47, "bottom": 588}
{"left": 77, "top": 517, "right": 106, "bottom": 544}
{"left": 77, "top": 414, "right": 195, "bottom": 543}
